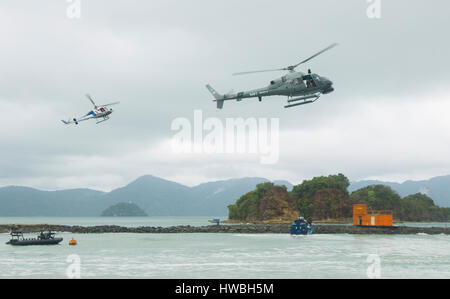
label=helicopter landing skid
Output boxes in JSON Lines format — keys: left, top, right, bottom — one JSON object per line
{"left": 284, "top": 94, "right": 320, "bottom": 108}
{"left": 96, "top": 116, "right": 110, "bottom": 124}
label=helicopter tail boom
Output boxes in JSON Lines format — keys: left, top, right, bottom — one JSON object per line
{"left": 206, "top": 84, "right": 225, "bottom": 109}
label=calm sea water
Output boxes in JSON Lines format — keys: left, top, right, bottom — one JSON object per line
{"left": 0, "top": 216, "right": 224, "bottom": 228}
{"left": 1, "top": 217, "right": 449, "bottom": 279}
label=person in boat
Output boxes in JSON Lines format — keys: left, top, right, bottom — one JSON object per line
{"left": 295, "top": 216, "right": 305, "bottom": 225}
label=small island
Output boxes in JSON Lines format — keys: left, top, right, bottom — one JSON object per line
{"left": 228, "top": 174, "right": 450, "bottom": 223}
{"left": 101, "top": 202, "right": 148, "bottom": 217}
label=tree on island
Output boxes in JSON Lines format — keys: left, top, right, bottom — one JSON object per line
{"left": 101, "top": 202, "right": 148, "bottom": 217}
{"left": 400, "top": 193, "right": 450, "bottom": 221}
{"left": 228, "top": 182, "right": 298, "bottom": 222}
{"left": 290, "top": 173, "right": 352, "bottom": 220}
{"left": 350, "top": 185, "right": 402, "bottom": 214}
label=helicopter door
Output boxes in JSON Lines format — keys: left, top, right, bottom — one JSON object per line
{"left": 287, "top": 79, "right": 296, "bottom": 96}
{"left": 296, "top": 78, "right": 306, "bottom": 90}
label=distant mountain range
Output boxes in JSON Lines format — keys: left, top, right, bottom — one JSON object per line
{"left": 0, "top": 174, "right": 448, "bottom": 217}
{"left": 0, "top": 176, "right": 293, "bottom": 217}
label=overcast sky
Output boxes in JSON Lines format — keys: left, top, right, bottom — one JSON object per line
{"left": 0, "top": 0, "right": 449, "bottom": 191}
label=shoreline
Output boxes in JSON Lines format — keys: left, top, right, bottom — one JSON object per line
{"left": 1, "top": 224, "right": 449, "bottom": 235}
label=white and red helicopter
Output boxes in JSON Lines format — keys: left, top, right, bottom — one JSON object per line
{"left": 61, "top": 94, "right": 120, "bottom": 125}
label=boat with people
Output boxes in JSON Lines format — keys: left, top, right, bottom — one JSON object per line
{"left": 6, "top": 230, "right": 63, "bottom": 246}
{"left": 290, "top": 216, "right": 313, "bottom": 235}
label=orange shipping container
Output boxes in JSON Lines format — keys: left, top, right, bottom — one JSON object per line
{"left": 353, "top": 204, "right": 393, "bottom": 227}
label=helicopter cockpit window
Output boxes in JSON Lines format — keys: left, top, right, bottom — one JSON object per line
{"left": 281, "top": 76, "right": 287, "bottom": 82}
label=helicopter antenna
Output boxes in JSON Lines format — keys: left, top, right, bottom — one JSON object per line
{"left": 233, "top": 43, "right": 339, "bottom": 76}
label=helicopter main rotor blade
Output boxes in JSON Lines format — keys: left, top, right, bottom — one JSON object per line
{"left": 290, "top": 43, "right": 339, "bottom": 70}
{"left": 98, "top": 102, "right": 120, "bottom": 107}
{"left": 86, "top": 94, "right": 97, "bottom": 108}
{"left": 232, "top": 43, "right": 338, "bottom": 76}
{"left": 232, "top": 68, "right": 285, "bottom": 76}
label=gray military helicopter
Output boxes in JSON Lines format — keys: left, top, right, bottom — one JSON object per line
{"left": 206, "top": 43, "right": 338, "bottom": 109}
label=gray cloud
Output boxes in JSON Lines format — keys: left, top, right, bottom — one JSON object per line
{"left": 0, "top": 0, "right": 449, "bottom": 191}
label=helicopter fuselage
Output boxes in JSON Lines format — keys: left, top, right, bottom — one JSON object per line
{"left": 87, "top": 107, "right": 113, "bottom": 118}
{"left": 224, "top": 71, "right": 334, "bottom": 101}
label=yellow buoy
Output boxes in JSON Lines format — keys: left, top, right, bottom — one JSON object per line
{"left": 69, "top": 238, "right": 77, "bottom": 246}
